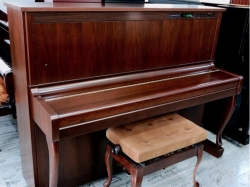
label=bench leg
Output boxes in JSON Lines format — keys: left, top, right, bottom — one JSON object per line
{"left": 104, "top": 144, "right": 113, "bottom": 187}
{"left": 131, "top": 169, "right": 143, "bottom": 187}
{"left": 193, "top": 145, "right": 204, "bottom": 187}
{"left": 46, "top": 138, "right": 59, "bottom": 187}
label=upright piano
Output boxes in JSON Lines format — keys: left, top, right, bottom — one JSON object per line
{"left": 0, "top": 9, "right": 15, "bottom": 117}
{"left": 5, "top": 2, "right": 243, "bottom": 187}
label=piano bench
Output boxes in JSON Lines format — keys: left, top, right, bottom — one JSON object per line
{"left": 104, "top": 113, "right": 207, "bottom": 187}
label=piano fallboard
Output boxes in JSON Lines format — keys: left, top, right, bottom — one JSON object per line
{"left": 14, "top": 3, "right": 225, "bottom": 86}
{"left": 30, "top": 63, "right": 243, "bottom": 141}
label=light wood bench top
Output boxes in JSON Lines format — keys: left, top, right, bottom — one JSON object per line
{"left": 107, "top": 113, "right": 207, "bottom": 163}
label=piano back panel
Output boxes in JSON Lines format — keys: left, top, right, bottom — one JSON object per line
{"left": 26, "top": 11, "right": 221, "bottom": 85}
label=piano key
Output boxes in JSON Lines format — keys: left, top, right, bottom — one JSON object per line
{"left": 0, "top": 20, "right": 8, "bottom": 27}
{"left": 4, "top": 39, "right": 10, "bottom": 44}
{"left": 0, "top": 58, "right": 11, "bottom": 77}
{"left": 0, "top": 42, "right": 11, "bottom": 65}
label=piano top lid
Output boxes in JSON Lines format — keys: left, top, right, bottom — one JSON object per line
{"left": 4, "top": 2, "right": 226, "bottom": 12}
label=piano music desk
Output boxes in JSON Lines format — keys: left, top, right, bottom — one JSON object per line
{"left": 4, "top": 2, "right": 243, "bottom": 187}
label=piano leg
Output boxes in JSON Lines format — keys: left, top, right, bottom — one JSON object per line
{"left": 46, "top": 137, "right": 59, "bottom": 187}
{"left": 203, "top": 95, "right": 237, "bottom": 157}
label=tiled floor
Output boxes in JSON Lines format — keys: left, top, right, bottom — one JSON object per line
{"left": 0, "top": 114, "right": 249, "bottom": 187}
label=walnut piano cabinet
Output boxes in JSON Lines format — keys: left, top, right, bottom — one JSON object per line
{"left": 5, "top": 2, "right": 243, "bottom": 187}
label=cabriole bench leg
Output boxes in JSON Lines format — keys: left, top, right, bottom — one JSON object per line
{"left": 131, "top": 169, "right": 143, "bottom": 187}
{"left": 46, "top": 138, "right": 59, "bottom": 187}
{"left": 193, "top": 144, "right": 204, "bottom": 187}
{"left": 104, "top": 144, "right": 113, "bottom": 187}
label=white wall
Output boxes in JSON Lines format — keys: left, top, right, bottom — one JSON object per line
{"left": 0, "top": 0, "right": 231, "bottom": 14}
{"left": 0, "top": 0, "right": 7, "bottom": 13}
{"left": 1, "top": 0, "right": 35, "bottom": 13}
{"left": 1, "top": 0, "right": 52, "bottom": 13}
{"left": 200, "top": 0, "right": 230, "bottom": 4}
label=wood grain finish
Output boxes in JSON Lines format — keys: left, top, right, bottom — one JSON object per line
{"left": 7, "top": 8, "right": 36, "bottom": 187}
{"left": 33, "top": 11, "right": 219, "bottom": 23}
{"left": 34, "top": 124, "right": 109, "bottom": 187}
{"left": 46, "top": 140, "right": 59, "bottom": 187}
{"left": 230, "top": 0, "right": 249, "bottom": 5}
{"left": 26, "top": 14, "right": 219, "bottom": 85}
{"left": 30, "top": 68, "right": 241, "bottom": 136}
{"left": 103, "top": 144, "right": 113, "bottom": 187}
{"left": 59, "top": 87, "right": 238, "bottom": 138}
{"left": 104, "top": 143, "right": 204, "bottom": 187}
{"left": 28, "top": 62, "right": 243, "bottom": 141}
{"left": 31, "top": 63, "right": 214, "bottom": 99}
{"left": 5, "top": 2, "right": 241, "bottom": 187}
